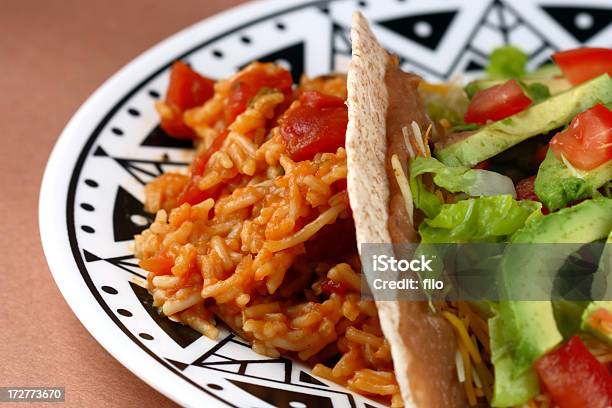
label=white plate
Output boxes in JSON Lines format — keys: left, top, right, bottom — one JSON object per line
{"left": 39, "top": 0, "right": 612, "bottom": 406}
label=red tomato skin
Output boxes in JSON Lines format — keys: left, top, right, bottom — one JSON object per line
{"left": 177, "top": 130, "right": 229, "bottom": 206}
{"left": 224, "top": 65, "right": 293, "bottom": 124}
{"left": 279, "top": 91, "right": 348, "bottom": 162}
{"left": 535, "top": 336, "right": 612, "bottom": 408}
{"left": 473, "top": 160, "right": 491, "bottom": 170}
{"left": 516, "top": 176, "right": 549, "bottom": 214}
{"left": 549, "top": 103, "right": 612, "bottom": 170}
{"left": 140, "top": 255, "right": 174, "bottom": 276}
{"left": 553, "top": 48, "right": 612, "bottom": 85}
{"left": 161, "top": 61, "right": 215, "bottom": 139}
{"left": 535, "top": 145, "right": 549, "bottom": 164}
{"left": 464, "top": 79, "right": 532, "bottom": 124}
{"left": 321, "top": 280, "right": 348, "bottom": 296}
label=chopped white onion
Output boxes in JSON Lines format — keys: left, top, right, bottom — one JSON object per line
{"left": 467, "top": 170, "right": 517, "bottom": 198}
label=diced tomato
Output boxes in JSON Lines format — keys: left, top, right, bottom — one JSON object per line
{"left": 515, "top": 176, "right": 538, "bottom": 201}
{"left": 279, "top": 91, "right": 348, "bottom": 161}
{"left": 177, "top": 130, "right": 229, "bottom": 206}
{"left": 140, "top": 255, "right": 174, "bottom": 276}
{"left": 535, "top": 336, "right": 612, "bottom": 408}
{"left": 464, "top": 79, "right": 532, "bottom": 124}
{"left": 473, "top": 160, "right": 491, "bottom": 170}
{"left": 515, "top": 176, "right": 549, "bottom": 214}
{"left": 161, "top": 61, "right": 215, "bottom": 139}
{"left": 553, "top": 48, "right": 612, "bottom": 85}
{"left": 224, "top": 64, "right": 293, "bottom": 124}
{"left": 176, "top": 179, "right": 222, "bottom": 207}
{"left": 321, "top": 280, "right": 349, "bottom": 296}
{"left": 535, "top": 144, "right": 549, "bottom": 164}
{"left": 549, "top": 103, "right": 612, "bottom": 170}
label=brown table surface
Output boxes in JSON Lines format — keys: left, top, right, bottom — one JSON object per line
{"left": 0, "top": 1, "right": 247, "bottom": 406}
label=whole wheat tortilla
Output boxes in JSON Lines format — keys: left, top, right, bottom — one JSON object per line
{"left": 346, "top": 12, "right": 465, "bottom": 408}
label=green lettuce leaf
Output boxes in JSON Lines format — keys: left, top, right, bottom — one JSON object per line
{"left": 409, "top": 157, "right": 516, "bottom": 198}
{"left": 486, "top": 46, "right": 528, "bottom": 80}
{"left": 409, "top": 174, "right": 442, "bottom": 219}
{"left": 419, "top": 195, "right": 541, "bottom": 243}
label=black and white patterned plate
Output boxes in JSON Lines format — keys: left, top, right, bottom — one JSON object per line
{"left": 39, "top": 0, "right": 612, "bottom": 407}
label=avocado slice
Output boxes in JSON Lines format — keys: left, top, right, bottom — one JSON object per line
{"left": 435, "top": 74, "right": 612, "bottom": 167}
{"left": 581, "top": 301, "right": 612, "bottom": 346}
{"left": 489, "top": 313, "right": 540, "bottom": 407}
{"left": 496, "top": 198, "right": 612, "bottom": 379}
{"left": 535, "top": 150, "right": 612, "bottom": 211}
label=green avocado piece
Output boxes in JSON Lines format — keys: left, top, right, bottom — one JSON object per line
{"left": 495, "top": 199, "right": 612, "bottom": 382}
{"left": 553, "top": 300, "right": 589, "bottom": 339}
{"left": 489, "top": 314, "right": 540, "bottom": 407}
{"left": 581, "top": 301, "right": 612, "bottom": 346}
{"left": 535, "top": 150, "right": 612, "bottom": 211}
{"left": 465, "top": 77, "right": 571, "bottom": 99}
{"left": 435, "top": 74, "right": 612, "bottom": 167}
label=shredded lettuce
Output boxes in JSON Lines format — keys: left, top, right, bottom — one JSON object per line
{"left": 409, "top": 157, "right": 516, "bottom": 198}
{"left": 409, "top": 174, "right": 442, "bottom": 219}
{"left": 486, "top": 46, "right": 528, "bottom": 80}
{"left": 419, "top": 195, "right": 542, "bottom": 243}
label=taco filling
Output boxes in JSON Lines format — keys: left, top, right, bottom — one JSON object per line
{"left": 347, "top": 12, "right": 612, "bottom": 408}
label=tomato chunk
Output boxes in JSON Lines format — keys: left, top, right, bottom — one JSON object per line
{"left": 225, "top": 63, "right": 293, "bottom": 124}
{"left": 140, "top": 255, "right": 174, "bottom": 276}
{"left": 177, "top": 130, "right": 229, "bottom": 206}
{"left": 550, "top": 103, "right": 612, "bottom": 171}
{"left": 279, "top": 91, "right": 348, "bottom": 161}
{"left": 535, "top": 336, "right": 612, "bottom": 408}
{"left": 464, "top": 79, "right": 532, "bottom": 124}
{"left": 553, "top": 48, "right": 612, "bottom": 85}
{"left": 161, "top": 61, "right": 215, "bottom": 139}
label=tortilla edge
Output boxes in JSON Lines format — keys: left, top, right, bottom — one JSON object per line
{"left": 346, "top": 11, "right": 418, "bottom": 408}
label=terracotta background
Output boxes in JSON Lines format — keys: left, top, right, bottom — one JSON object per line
{"left": 0, "top": 1, "right": 246, "bottom": 406}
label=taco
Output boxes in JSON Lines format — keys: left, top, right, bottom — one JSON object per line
{"left": 346, "top": 11, "right": 612, "bottom": 408}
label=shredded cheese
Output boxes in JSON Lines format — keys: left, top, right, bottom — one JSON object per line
{"left": 411, "top": 121, "right": 427, "bottom": 157}
{"left": 455, "top": 350, "right": 466, "bottom": 383}
{"left": 458, "top": 340, "right": 477, "bottom": 406}
{"left": 401, "top": 126, "right": 416, "bottom": 158}
{"left": 391, "top": 154, "right": 414, "bottom": 225}
{"left": 442, "top": 311, "right": 482, "bottom": 363}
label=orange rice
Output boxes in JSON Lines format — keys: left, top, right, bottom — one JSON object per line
{"left": 134, "top": 62, "right": 402, "bottom": 406}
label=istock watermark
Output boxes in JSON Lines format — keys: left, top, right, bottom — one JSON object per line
{"left": 360, "top": 243, "right": 611, "bottom": 302}
{"left": 371, "top": 254, "right": 434, "bottom": 273}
